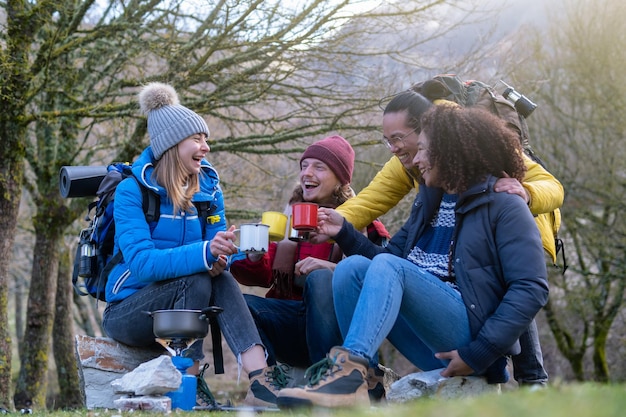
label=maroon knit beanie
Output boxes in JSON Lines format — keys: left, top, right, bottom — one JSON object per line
{"left": 300, "top": 135, "right": 355, "bottom": 185}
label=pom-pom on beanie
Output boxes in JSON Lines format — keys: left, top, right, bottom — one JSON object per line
{"left": 138, "top": 82, "right": 210, "bottom": 160}
{"left": 300, "top": 135, "right": 355, "bottom": 185}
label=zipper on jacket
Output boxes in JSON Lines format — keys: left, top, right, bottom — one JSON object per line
{"left": 447, "top": 212, "right": 463, "bottom": 281}
{"left": 180, "top": 210, "right": 187, "bottom": 246}
{"left": 447, "top": 239, "right": 454, "bottom": 280}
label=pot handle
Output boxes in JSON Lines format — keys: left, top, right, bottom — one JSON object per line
{"left": 200, "top": 306, "right": 224, "bottom": 320}
{"left": 143, "top": 310, "right": 154, "bottom": 317}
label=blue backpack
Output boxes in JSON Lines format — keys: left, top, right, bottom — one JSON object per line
{"left": 72, "top": 162, "right": 160, "bottom": 302}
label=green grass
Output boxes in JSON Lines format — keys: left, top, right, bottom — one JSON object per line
{"left": 25, "top": 383, "right": 626, "bottom": 417}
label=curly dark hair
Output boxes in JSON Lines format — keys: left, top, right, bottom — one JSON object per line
{"left": 420, "top": 105, "right": 526, "bottom": 193}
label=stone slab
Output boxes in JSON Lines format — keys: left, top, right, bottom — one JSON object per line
{"left": 75, "top": 335, "right": 164, "bottom": 409}
{"left": 387, "top": 368, "right": 501, "bottom": 403}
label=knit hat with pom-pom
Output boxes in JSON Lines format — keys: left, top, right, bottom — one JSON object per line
{"left": 138, "top": 82, "right": 210, "bottom": 160}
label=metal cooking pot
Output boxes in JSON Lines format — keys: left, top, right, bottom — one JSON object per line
{"left": 147, "top": 306, "right": 223, "bottom": 339}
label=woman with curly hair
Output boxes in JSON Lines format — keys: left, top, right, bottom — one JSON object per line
{"left": 276, "top": 105, "right": 549, "bottom": 409}
{"left": 327, "top": 90, "right": 556, "bottom": 388}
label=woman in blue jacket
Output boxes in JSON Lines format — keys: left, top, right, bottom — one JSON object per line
{"left": 277, "top": 105, "right": 550, "bottom": 409}
{"left": 102, "top": 82, "right": 283, "bottom": 407}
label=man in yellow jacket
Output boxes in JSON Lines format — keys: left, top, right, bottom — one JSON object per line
{"left": 330, "top": 91, "right": 564, "bottom": 387}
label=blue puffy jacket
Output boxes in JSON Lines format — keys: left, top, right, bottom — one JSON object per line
{"left": 105, "top": 147, "right": 227, "bottom": 302}
{"left": 333, "top": 175, "right": 549, "bottom": 375}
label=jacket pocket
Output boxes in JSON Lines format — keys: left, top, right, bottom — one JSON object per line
{"left": 112, "top": 268, "right": 131, "bottom": 295}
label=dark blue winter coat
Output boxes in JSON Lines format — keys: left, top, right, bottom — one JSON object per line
{"left": 105, "top": 147, "right": 227, "bottom": 302}
{"left": 333, "top": 175, "right": 549, "bottom": 375}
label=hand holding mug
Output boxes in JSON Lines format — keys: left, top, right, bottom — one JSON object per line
{"left": 316, "top": 208, "right": 344, "bottom": 238}
{"left": 210, "top": 225, "right": 238, "bottom": 258}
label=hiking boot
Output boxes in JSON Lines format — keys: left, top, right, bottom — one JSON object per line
{"left": 276, "top": 346, "right": 369, "bottom": 409}
{"left": 243, "top": 364, "right": 291, "bottom": 408}
{"left": 367, "top": 365, "right": 386, "bottom": 402}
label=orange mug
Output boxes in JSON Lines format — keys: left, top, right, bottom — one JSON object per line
{"left": 291, "top": 202, "right": 318, "bottom": 231}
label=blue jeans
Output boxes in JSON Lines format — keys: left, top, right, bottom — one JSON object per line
{"left": 513, "top": 319, "right": 548, "bottom": 384}
{"left": 333, "top": 254, "right": 471, "bottom": 371}
{"left": 245, "top": 268, "right": 342, "bottom": 367}
{"left": 103, "top": 272, "right": 263, "bottom": 361}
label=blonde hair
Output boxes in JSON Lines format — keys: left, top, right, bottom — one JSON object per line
{"left": 153, "top": 146, "right": 199, "bottom": 215}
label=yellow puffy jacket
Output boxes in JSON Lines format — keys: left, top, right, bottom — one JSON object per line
{"left": 336, "top": 153, "right": 563, "bottom": 262}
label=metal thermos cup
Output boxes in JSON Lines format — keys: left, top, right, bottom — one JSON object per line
{"left": 78, "top": 241, "right": 95, "bottom": 278}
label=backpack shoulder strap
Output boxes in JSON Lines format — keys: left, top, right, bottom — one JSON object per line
{"left": 139, "top": 182, "right": 160, "bottom": 224}
{"left": 119, "top": 164, "right": 160, "bottom": 223}
{"left": 106, "top": 174, "right": 160, "bottom": 270}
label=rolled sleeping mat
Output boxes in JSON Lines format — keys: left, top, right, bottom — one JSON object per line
{"left": 59, "top": 165, "right": 107, "bottom": 198}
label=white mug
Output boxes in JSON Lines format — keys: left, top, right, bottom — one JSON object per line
{"left": 233, "top": 223, "right": 270, "bottom": 254}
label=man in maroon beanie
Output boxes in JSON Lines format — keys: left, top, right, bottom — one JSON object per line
{"left": 230, "top": 135, "right": 390, "bottom": 402}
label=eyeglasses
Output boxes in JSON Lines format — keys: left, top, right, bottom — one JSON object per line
{"left": 381, "top": 127, "right": 418, "bottom": 149}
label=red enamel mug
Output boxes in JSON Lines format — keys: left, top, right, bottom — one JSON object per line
{"left": 291, "top": 202, "right": 318, "bottom": 231}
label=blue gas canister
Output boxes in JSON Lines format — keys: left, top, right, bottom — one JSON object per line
{"left": 166, "top": 356, "right": 196, "bottom": 410}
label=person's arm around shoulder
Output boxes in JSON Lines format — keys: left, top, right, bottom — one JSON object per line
{"left": 336, "top": 156, "right": 415, "bottom": 230}
{"left": 521, "top": 154, "right": 564, "bottom": 215}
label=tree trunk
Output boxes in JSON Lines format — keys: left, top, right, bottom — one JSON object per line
{"left": 0, "top": 168, "right": 22, "bottom": 411}
{"left": 591, "top": 307, "right": 614, "bottom": 382}
{"left": 0, "top": 0, "right": 38, "bottom": 407}
{"left": 15, "top": 276, "right": 26, "bottom": 354}
{"left": 0, "top": 88, "right": 28, "bottom": 414}
{"left": 73, "top": 293, "right": 103, "bottom": 337}
{"left": 543, "top": 298, "right": 587, "bottom": 381}
{"left": 13, "top": 225, "right": 61, "bottom": 409}
{"left": 53, "top": 247, "right": 83, "bottom": 409}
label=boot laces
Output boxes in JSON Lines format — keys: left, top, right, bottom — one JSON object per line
{"left": 197, "top": 363, "right": 223, "bottom": 408}
{"left": 266, "top": 363, "right": 292, "bottom": 390}
{"left": 304, "top": 352, "right": 342, "bottom": 386}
